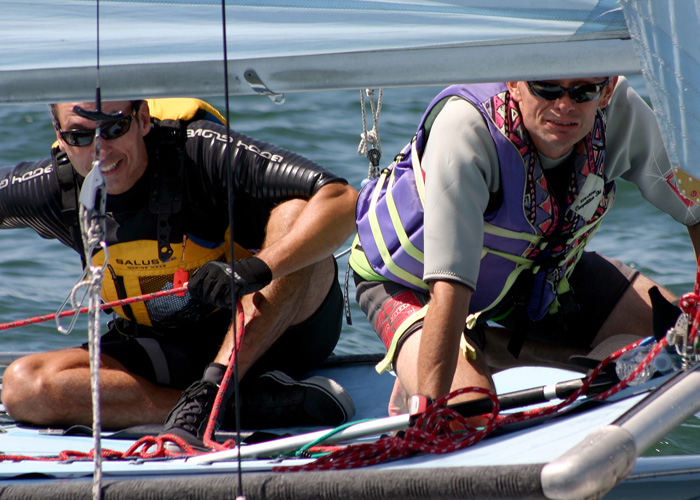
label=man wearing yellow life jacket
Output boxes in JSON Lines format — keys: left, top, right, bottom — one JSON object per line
{"left": 0, "top": 98, "right": 358, "bottom": 449}
{"left": 351, "top": 77, "right": 700, "bottom": 415}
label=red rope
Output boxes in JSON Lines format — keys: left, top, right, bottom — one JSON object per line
{"left": 6, "top": 262, "right": 700, "bottom": 469}
{"left": 280, "top": 388, "right": 500, "bottom": 471}
{"left": 280, "top": 259, "right": 700, "bottom": 471}
{"left": 202, "top": 301, "right": 246, "bottom": 451}
{"left": 0, "top": 435, "right": 203, "bottom": 463}
{"left": 0, "top": 301, "right": 246, "bottom": 464}
{"left": 278, "top": 343, "right": 639, "bottom": 472}
{"left": 0, "top": 286, "right": 188, "bottom": 331}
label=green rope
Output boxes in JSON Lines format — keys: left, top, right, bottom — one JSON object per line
{"left": 278, "top": 419, "right": 376, "bottom": 458}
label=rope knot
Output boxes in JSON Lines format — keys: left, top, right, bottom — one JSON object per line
{"left": 358, "top": 88, "right": 383, "bottom": 179}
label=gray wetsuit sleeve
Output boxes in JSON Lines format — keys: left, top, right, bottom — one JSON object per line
{"left": 421, "top": 97, "right": 500, "bottom": 291}
{"left": 605, "top": 77, "right": 700, "bottom": 226}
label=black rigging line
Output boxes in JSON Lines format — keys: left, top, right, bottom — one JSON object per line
{"left": 95, "top": 0, "right": 102, "bottom": 113}
{"left": 220, "top": 1, "right": 245, "bottom": 497}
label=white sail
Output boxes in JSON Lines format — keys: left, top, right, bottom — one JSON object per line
{"left": 620, "top": 0, "right": 700, "bottom": 197}
{"left": 1, "top": 0, "right": 637, "bottom": 104}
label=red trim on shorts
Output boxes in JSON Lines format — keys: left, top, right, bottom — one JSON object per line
{"left": 375, "top": 290, "right": 425, "bottom": 350}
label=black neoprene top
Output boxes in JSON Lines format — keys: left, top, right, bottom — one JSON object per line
{"left": 0, "top": 119, "right": 347, "bottom": 254}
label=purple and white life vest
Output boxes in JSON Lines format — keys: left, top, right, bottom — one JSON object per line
{"left": 350, "top": 83, "right": 615, "bottom": 321}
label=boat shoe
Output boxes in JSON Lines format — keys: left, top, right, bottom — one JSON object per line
{"left": 161, "top": 370, "right": 356, "bottom": 451}
{"left": 161, "top": 378, "right": 220, "bottom": 452}
{"left": 224, "top": 370, "right": 356, "bottom": 430}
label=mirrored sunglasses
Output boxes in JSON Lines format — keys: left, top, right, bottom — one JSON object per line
{"left": 57, "top": 105, "right": 139, "bottom": 147}
{"left": 526, "top": 78, "right": 610, "bottom": 103}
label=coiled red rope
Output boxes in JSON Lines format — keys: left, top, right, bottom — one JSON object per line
{"left": 280, "top": 263, "right": 700, "bottom": 472}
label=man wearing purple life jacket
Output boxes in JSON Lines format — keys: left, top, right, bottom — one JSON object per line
{"left": 351, "top": 77, "right": 700, "bottom": 415}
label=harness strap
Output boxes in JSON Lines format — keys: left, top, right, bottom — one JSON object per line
{"left": 106, "top": 264, "right": 137, "bottom": 321}
{"left": 54, "top": 148, "right": 86, "bottom": 262}
{"left": 148, "top": 121, "right": 186, "bottom": 263}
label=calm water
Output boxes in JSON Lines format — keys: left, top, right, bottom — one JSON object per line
{"left": 0, "top": 78, "right": 697, "bottom": 455}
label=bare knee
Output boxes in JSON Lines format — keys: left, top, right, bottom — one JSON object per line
{"left": 2, "top": 354, "right": 51, "bottom": 421}
{"left": 2, "top": 350, "right": 87, "bottom": 425}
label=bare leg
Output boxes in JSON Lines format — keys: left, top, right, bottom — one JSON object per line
{"left": 482, "top": 274, "right": 674, "bottom": 373}
{"left": 214, "top": 198, "right": 335, "bottom": 377}
{"left": 2, "top": 348, "right": 181, "bottom": 429}
{"left": 481, "top": 326, "right": 588, "bottom": 373}
{"left": 388, "top": 378, "right": 408, "bottom": 416}
{"left": 393, "top": 329, "right": 495, "bottom": 411}
{"left": 590, "top": 273, "right": 674, "bottom": 346}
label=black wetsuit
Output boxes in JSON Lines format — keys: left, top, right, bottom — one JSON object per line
{"left": 0, "top": 119, "right": 347, "bottom": 387}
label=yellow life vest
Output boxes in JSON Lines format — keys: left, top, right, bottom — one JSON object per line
{"left": 53, "top": 98, "right": 241, "bottom": 327}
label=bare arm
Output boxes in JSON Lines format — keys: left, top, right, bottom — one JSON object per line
{"left": 255, "top": 181, "right": 358, "bottom": 278}
{"left": 417, "top": 280, "right": 474, "bottom": 398}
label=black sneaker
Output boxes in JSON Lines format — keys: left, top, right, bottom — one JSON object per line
{"left": 161, "top": 379, "right": 219, "bottom": 452}
{"left": 225, "top": 371, "right": 356, "bottom": 430}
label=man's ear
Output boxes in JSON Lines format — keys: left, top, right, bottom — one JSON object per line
{"left": 598, "top": 76, "right": 619, "bottom": 109}
{"left": 54, "top": 128, "right": 66, "bottom": 151}
{"left": 506, "top": 81, "right": 522, "bottom": 101}
{"left": 136, "top": 100, "right": 152, "bottom": 137}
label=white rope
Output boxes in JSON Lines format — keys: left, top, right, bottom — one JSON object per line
{"left": 357, "top": 89, "right": 383, "bottom": 182}
{"left": 81, "top": 139, "right": 108, "bottom": 500}
{"left": 53, "top": 129, "right": 109, "bottom": 500}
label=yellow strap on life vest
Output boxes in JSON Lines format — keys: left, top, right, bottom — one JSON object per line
{"left": 367, "top": 168, "right": 429, "bottom": 291}
{"left": 484, "top": 221, "right": 542, "bottom": 244}
{"left": 386, "top": 166, "right": 425, "bottom": 264}
{"left": 348, "top": 234, "right": 387, "bottom": 282}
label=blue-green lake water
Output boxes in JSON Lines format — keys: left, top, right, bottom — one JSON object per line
{"left": 0, "top": 78, "right": 697, "bottom": 455}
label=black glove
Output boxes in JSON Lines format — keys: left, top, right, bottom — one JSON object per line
{"left": 189, "top": 257, "right": 273, "bottom": 308}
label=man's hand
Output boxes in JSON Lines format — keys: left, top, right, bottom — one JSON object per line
{"left": 188, "top": 257, "right": 273, "bottom": 308}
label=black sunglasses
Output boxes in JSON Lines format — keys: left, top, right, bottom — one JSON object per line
{"left": 526, "top": 78, "right": 610, "bottom": 103}
{"left": 57, "top": 104, "right": 140, "bottom": 147}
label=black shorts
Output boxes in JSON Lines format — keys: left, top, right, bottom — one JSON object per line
{"left": 354, "top": 250, "right": 637, "bottom": 359}
{"left": 495, "top": 251, "right": 637, "bottom": 348}
{"left": 83, "top": 266, "right": 343, "bottom": 389}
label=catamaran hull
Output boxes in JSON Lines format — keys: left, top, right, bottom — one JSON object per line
{"left": 2, "top": 356, "right": 700, "bottom": 500}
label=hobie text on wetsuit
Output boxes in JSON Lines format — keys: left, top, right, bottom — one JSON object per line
{"left": 187, "top": 128, "right": 285, "bottom": 163}
{"left": 0, "top": 164, "right": 53, "bottom": 190}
